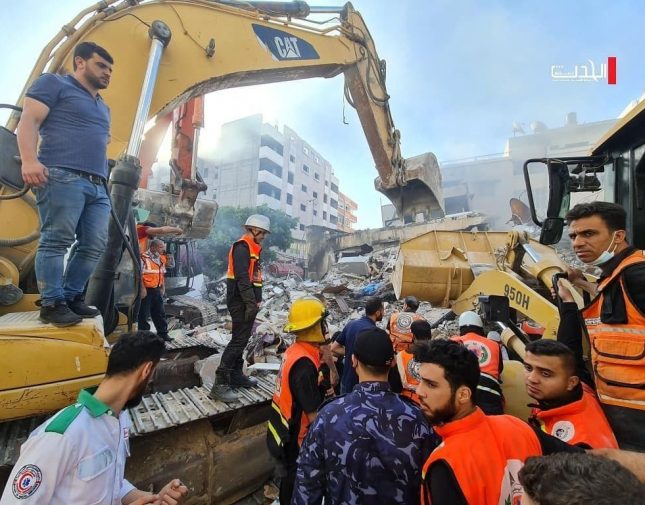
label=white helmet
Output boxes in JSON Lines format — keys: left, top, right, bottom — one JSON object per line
{"left": 245, "top": 214, "right": 271, "bottom": 233}
{"left": 458, "top": 311, "right": 483, "bottom": 329}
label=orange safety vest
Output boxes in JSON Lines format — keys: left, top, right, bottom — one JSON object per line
{"left": 227, "top": 235, "right": 263, "bottom": 288}
{"left": 452, "top": 332, "right": 502, "bottom": 381}
{"left": 420, "top": 408, "right": 542, "bottom": 505}
{"left": 397, "top": 350, "right": 421, "bottom": 405}
{"left": 267, "top": 341, "right": 321, "bottom": 456}
{"left": 530, "top": 384, "right": 618, "bottom": 449}
{"left": 141, "top": 252, "right": 167, "bottom": 288}
{"left": 581, "top": 250, "right": 645, "bottom": 411}
{"left": 389, "top": 312, "right": 425, "bottom": 353}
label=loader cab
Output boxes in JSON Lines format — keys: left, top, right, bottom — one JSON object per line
{"left": 524, "top": 100, "right": 645, "bottom": 248}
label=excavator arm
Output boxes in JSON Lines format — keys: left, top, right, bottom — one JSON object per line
{"left": 6, "top": 0, "right": 442, "bottom": 220}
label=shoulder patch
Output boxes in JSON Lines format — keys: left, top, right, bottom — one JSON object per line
{"left": 45, "top": 403, "right": 84, "bottom": 435}
{"left": 12, "top": 464, "right": 42, "bottom": 498}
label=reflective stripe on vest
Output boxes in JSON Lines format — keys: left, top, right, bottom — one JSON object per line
{"left": 390, "top": 312, "right": 425, "bottom": 353}
{"left": 581, "top": 251, "right": 645, "bottom": 410}
{"left": 226, "top": 235, "right": 263, "bottom": 288}
{"left": 268, "top": 341, "right": 320, "bottom": 451}
{"left": 398, "top": 350, "right": 421, "bottom": 405}
{"left": 452, "top": 332, "right": 502, "bottom": 380}
{"left": 141, "top": 253, "right": 166, "bottom": 288}
{"left": 531, "top": 384, "right": 618, "bottom": 449}
{"left": 420, "top": 408, "right": 542, "bottom": 505}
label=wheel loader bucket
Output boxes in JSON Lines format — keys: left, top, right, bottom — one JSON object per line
{"left": 375, "top": 152, "right": 444, "bottom": 223}
{"left": 136, "top": 188, "right": 218, "bottom": 239}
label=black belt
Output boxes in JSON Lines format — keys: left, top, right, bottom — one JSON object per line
{"left": 57, "top": 167, "right": 106, "bottom": 185}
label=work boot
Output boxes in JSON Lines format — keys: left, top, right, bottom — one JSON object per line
{"left": 229, "top": 368, "right": 258, "bottom": 388}
{"left": 67, "top": 296, "right": 100, "bottom": 318}
{"left": 39, "top": 302, "right": 82, "bottom": 327}
{"left": 209, "top": 371, "right": 239, "bottom": 403}
{"left": 158, "top": 333, "right": 172, "bottom": 343}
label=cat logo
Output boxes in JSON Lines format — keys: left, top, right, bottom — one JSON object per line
{"left": 253, "top": 24, "right": 320, "bottom": 61}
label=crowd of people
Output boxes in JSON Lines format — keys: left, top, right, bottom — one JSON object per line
{"left": 4, "top": 36, "right": 645, "bottom": 504}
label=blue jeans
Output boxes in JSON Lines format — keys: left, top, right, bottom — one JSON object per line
{"left": 34, "top": 167, "right": 110, "bottom": 306}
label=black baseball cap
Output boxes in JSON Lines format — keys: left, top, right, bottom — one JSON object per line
{"left": 353, "top": 328, "right": 394, "bottom": 367}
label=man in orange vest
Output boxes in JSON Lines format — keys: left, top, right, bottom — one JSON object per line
{"left": 211, "top": 214, "right": 270, "bottom": 402}
{"left": 556, "top": 202, "right": 645, "bottom": 450}
{"left": 138, "top": 238, "right": 172, "bottom": 342}
{"left": 266, "top": 297, "right": 328, "bottom": 505}
{"left": 396, "top": 319, "right": 433, "bottom": 405}
{"left": 451, "top": 311, "right": 504, "bottom": 414}
{"left": 387, "top": 295, "right": 426, "bottom": 352}
{"left": 524, "top": 339, "right": 618, "bottom": 449}
{"left": 415, "top": 339, "right": 582, "bottom": 505}
{"left": 135, "top": 220, "right": 183, "bottom": 256}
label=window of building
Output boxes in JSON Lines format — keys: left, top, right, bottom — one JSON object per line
{"left": 313, "top": 210, "right": 317, "bottom": 216}
{"left": 314, "top": 172, "right": 320, "bottom": 181}
{"left": 330, "top": 198, "right": 338, "bottom": 209}
{"left": 313, "top": 191, "right": 318, "bottom": 199}
{"left": 259, "top": 157, "right": 282, "bottom": 178}
{"left": 303, "top": 164, "right": 310, "bottom": 173}
{"left": 288, "top": 172, "right": 294, "bottom": 184}
{"left": 290, "top": 154, "right": 295, "bottom": 163}
{"left": 260, "top": 135, "right": 284, "bottom": 156}
{"left": 301, "top": 184, "right": 307, "bottom": 192}
{"left": 257, "top": 182, "right": 281, "bottom": 200}
{"left": 299, "top": 224, "right": 305, "bottom": 231}
{"left": 323, "top": 194, "right": 328, "bottom": 203}
{"left": 303, "top": 146, "right": 310, "bottom": 156}
{"left": 330, "top": 215, "right": 338, "bottom": 224}
{"left": 286, "top": 193, "right": 293, "bottom": 205}
{"left": 323, "top": 211, "right": 327, "bottom": 220}
{"left": 314, "top": 155, "right": 320, "bottom": 163}
{"left": 300, "top": 203, "right": 306, "bottom": 211}
{"left": 325, "top": 180, "right": 329, "bottom": 187}
{"left": 331, "top": 182, "right": 339, "bottom": 193}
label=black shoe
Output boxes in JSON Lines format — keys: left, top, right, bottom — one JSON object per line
{"left": 229, "top": 369, "right": 258, "bottom": 388}
{"left": 159, "top": 333, "right": 172, "bottom": 342}
{"left": 209, "top": 371, "right": 239, "bottom": 403}
{"left": 67, "top": 297, "right": 100, "bottom": 318}
{"left": 39, "top": 302, "right": 82, "bottom": 327}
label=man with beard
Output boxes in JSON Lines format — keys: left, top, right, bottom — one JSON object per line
{"left": 0, "top": 331, "right": 188, "bottom": 505}
{"left": 330, "top": 297, "right": 384, "bottom": 394}
{"left": 415, "top": 339, "right": 582, "bottom": 505}
{"left": 18, "top": 42, "right": 114, "bottom": 327}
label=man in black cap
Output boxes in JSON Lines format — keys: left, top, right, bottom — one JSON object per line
{"left": 386, "top": 295, "right": 427, "bottom": 353}
{"left": 293, "top": 328, "right": 437, "bottom": 505}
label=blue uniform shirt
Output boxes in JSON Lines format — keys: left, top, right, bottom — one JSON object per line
{"left": 292, "top": 381, "right": 438, "bottom": 505}
{"left": 26, "top": 73, "right": 110, "bottom": 178}
{"left": 336, "top": 316, "right": 376, "bottom": 393}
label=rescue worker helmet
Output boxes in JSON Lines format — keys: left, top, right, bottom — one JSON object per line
{"left": 404, "top": 295, "right": 420, "bottom": 311}
{"left": 284, "top": 297, "right": 328, "bottom": 343}
{"left": 245, "top": 214, "right": 271, "bottom": 233}
{"left": 458, "top": 311, "right": 484, "bottom": 329}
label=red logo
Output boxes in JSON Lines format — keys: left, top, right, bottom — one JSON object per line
{"left": 12, "top": 464, "right": 43, "bottom": 499}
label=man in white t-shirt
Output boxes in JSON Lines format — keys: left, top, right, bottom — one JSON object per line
{"left": 0, "top": 331, "right": 188, "bottom": 505}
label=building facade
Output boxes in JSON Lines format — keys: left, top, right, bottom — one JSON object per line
{"left": 337, "top": 192, "right": 358, "bottom": 233}
{"left": 198, "top": 115, "right": 343, "bottom": 245}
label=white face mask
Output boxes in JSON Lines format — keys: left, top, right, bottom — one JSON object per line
{"left": 589, "top": 232, "right": 618, "bottom": 266}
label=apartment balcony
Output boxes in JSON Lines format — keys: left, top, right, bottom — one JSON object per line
{"left": 256, "top": 193, "right": 281, "bottom": 210}
{"left": 257, "top": 169, "right": 282, "bottom": 188}
{"left": 259, "top": 145, "right": 284, "bottom": 167}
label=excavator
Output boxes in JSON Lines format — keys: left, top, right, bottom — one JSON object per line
{"left": 0, "top": 0, "right": 443, "bottom": 501}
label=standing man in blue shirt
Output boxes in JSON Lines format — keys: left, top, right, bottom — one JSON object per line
{"left": 17, "top": 42, "right": 114, "bottom": 327}
{"left": 293, "top": 327, "right": 436, "bottom": 505}
{"left": 330, "top": 296, "right": 384, "bottom": 394}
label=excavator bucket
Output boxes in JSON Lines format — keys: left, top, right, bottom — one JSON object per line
{"left": 375, "top": 152, "right": 444, "bottom": 223}
{"left": 136, "top": 188, "right": 218, "bottom": 239}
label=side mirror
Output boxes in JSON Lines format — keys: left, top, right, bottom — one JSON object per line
{"left": 539, "top": 217, "right": 564, "bottom": 245}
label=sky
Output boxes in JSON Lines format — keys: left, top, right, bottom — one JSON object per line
{"left": 2, "top": 0, "right": 644, "bottom": 229}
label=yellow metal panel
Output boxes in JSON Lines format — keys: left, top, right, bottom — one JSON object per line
{"left": 501, "top": 360, "right": 532, "bottom": 420}
{"left": 0, "top": 374, "right": 105, "bottom": 421}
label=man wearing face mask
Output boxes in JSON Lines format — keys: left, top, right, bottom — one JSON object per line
{"left": 0, "top": 331, "right": 189, "bottom": 505}
{"left": 555, "top": 202, "right": 645, "bottom": 451}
